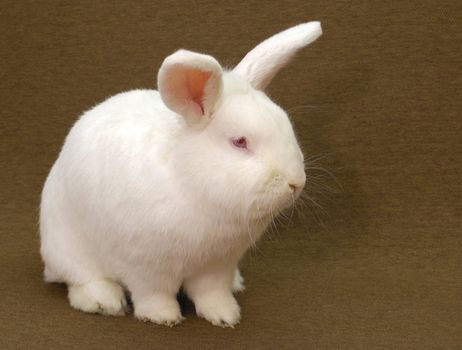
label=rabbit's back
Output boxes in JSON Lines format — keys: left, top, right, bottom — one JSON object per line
{"left": 56, "top": 89, "right": 179, "bottom": 212}
{"left": 41, "top": 90, "right": 187, "bottom": 279}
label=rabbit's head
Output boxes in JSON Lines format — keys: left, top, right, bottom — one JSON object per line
{"left": 158, "top": 22, "right": 322, "bottom": 223}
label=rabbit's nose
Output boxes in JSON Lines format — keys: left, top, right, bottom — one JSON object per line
{"left": 289, "top": 183, "right": 298, "bottom": 192}
{"left": 288, "top": 181, "right": 304, "bottom": 197}
{"left": 288, "top": 172, "right": 306, "bottom": 195}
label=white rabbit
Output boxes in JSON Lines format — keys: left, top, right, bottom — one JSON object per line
{"left": 40, "top": 22, "right": 322, "bottom": 327}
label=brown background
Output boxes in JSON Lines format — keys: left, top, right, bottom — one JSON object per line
{"left": 1, "top": 1, "right": 461, "bottom": 349}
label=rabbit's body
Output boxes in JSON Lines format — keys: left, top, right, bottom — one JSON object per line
{"left": 41, "top": 90, "right": 244, "bottom": 277}
{"left": 40, "top": 22, "right": 322, "bottom": 327}
{"left": 41, "top": 89, "right": 261, "bottom": 281}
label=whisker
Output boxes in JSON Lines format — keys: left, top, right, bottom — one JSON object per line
{"left": 304, "top": 152, "right": 337, "bottom": 164}
{"left": 305, "top": 166, "right": 338, "bottom": 181}
{"left": 287, "top": 104, "right": 323, "bottom": 114}
{"left": 268, "top": 193, "right": 282, "bottom": 239}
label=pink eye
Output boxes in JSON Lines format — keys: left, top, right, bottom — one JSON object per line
{"left": 232, "top": 136, "right": 248, "bottom": 149}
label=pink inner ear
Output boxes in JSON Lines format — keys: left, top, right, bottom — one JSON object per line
{"left": 186, "top": 70, "right": 212, "bottom": 114}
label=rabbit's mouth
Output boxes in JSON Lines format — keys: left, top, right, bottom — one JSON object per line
{"left": 247, "top": 185, "right": 300, "bottom": 223}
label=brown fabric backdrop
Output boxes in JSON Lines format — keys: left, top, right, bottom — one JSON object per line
{"left": 1, "top": 1, "right": 461, "bottom": 349}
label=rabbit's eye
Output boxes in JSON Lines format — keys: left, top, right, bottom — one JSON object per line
{"left": 231, "top": 137, "right": 248, "bottom": 150}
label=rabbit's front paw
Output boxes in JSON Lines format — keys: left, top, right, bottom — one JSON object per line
{"left": 68, "top": 279, "right": 127, "bottom": 316}
{"left": 134, "top": 293, "right": 184, "bottom": 327}
{"left": 195, "top": 292, "right": 241, "bottom": 327}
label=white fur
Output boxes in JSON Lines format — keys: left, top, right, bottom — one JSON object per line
{"left": 68, "top": 279, "right": 127, "bottom": 316}
{"left": 158, "top": 49, "right": 223, "bottom": 123}
{"left": 40, "top": 22, "right": 322, "bottom": 327}
{"left": 232, "top": 269, "right": 245, "bottom": 293}
{"left": 234, "top": 21, "right": 322, "bottom": 89}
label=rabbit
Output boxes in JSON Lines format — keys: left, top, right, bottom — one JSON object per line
{"left": 39, "top": 21, "right": 322, "bottom": 327}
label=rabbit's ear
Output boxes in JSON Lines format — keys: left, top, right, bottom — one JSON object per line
{"left": 158, "top": 49, "right": 223, "bottom": 124}
{"left": 233, "top": 22, "right": 322, "bottom": 90}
